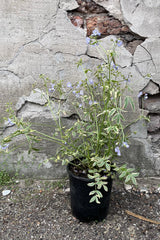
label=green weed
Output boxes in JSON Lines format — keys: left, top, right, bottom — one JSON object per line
{"left": 0, "top": 169, "right": 12, "bottom": 185}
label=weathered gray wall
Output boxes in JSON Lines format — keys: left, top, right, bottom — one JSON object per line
{"left": 0, "top": 0, "right": 160, "bottom": 178}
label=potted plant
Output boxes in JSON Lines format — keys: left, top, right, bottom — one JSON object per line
{"left": 1, "top": 31, "right": 141, "bottom": 222}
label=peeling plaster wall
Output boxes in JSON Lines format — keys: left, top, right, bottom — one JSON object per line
{"left": 0, "top": 0, "right": 160, "bottom": 178}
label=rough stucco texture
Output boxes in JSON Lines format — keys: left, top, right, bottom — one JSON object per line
{"left": 0, "top": 0, "right": 160, "bottom": 178}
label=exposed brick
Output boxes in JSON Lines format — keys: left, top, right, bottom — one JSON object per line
{"left": 76, "top": 0, "right": 106, "bottom": 14}
{"left": 86, "top": 15, "right": 130, "bottom": 36}
{"left": 70, "top": 16, "right": 84, "bottom": 28}
{"left": 121, "top": 26, "right": 130, "bottom": 33}
{"left": 86, "top": 16, "right": 98, "bottom": 36}
{"left": 67, "top": 0, "right": 145, "bottom": 54}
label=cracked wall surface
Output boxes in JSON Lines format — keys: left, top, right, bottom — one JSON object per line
{"left": 0, "top": 0, "right": 160, "bottom": 178}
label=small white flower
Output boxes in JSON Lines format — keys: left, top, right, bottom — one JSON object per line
{"left": 144, "top": 93, "right": 148, "bottom": 100}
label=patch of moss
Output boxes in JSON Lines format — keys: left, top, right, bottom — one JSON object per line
{"left": 0, "top": 169, "right": 12, "bottom": 186}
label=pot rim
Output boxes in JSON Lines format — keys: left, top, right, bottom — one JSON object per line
{"left": 67, "top": 161, "right": 112, "bottom": 183}
{"left": 67, "top": 163, "right": 93, "bottom": 183}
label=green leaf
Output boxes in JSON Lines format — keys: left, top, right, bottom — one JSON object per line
{"left": 84, "top": 69, "right": 91, "bottom": 74}
{"left": 105, "top": 163, "right": 111, "bottom": 171}
{"left": 103, "top": 185, "right": 108, "bottom": 192}
{"left": 89, "top": 190, "right": 97, "bottom": 196}
{"left": 90, "top": 195, "right": 96, "bottom": 203}
{"left": 97, "top": 183, "right": 103, "bottom": 189}
{"left": 96, "top": 190, "right": 103, "bottom": 198}
{"left": 97, "top": 161, "right": 105, "bottom": 168}
{"left": 31, "top": 148, "right": 39, "bottom": 151}
{"left": 95, "top": 197, "right": 100, "bottom": 204}
{"left": 124, "top": 96, "right": 129, "bottom": 108}
{"left": 109, "top": 108, "right": 116, "bottom": 117}
{"left": 126, "top": 168, "right": 134, "bottom": 173}
{"left": 88, "top": 174, "right": 95, "bottom": 180}
{"left": 131, "top": 176, "right": 137, "bottom": 185}
{"left": 72, "top": 131, "right": 76, "bottom": 137}
{"left": 77, "top": 58, "right": 83, "bottom": 68}
{"left": 131, "top": 172, "right": 139, "bottom": 177}
{"left": 119, "top": 171, "right": 127, "bottom": 179}
{"left": 97, "top": 110, "right": 107, "bottom": 117}
{"left": 125, "top": 174, "right": 131, "bottom": 183}
{"left": 128, "top": 96, "right": 135, "bottom": 110}
{"left": 88, "top": 182, "right": 95, "bottom": 187}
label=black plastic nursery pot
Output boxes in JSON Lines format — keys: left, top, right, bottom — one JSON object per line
{"left": 67, "top": 163, "right": 112, "bottom": 222}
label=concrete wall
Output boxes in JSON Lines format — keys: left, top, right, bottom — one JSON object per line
{"left": 0, "top": 0, "right": 160, "bottom": 178}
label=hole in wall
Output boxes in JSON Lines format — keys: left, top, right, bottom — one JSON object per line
{"left": 138, "top": 80, "right": 160, "bottom": 136}
{"left": 67, "top": 0, "right": 145, "bottom": 54}
{"left": 141, "top": 93, "right": 160, "bottom": 113}
{"left": 147, "top": 113, "right": 160, "bottom": 134}
{"left": 138, "top": 80, "right": 160, "bottom": 110}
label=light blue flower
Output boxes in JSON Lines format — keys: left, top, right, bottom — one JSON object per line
{"left": 49, "top": 83, "right": 55, "bottom": 92}
{"left": 72, "top": 90, "right": 76, "bottom": 94}
{"left": 80, "top": 90, "right": 84, "bottom": 96}
{"left": 0, "top": 144, "right": 9, "bottom": 150}
{"left": 76, "top": 81, "right": 82, "bottom": 88}
{"left": 92, "top": 29, "right": 101, "bottom": 36}
{"left": 79, "top": 103, "right": 82, "bottom": 108}
{"left": 78, "top": 81, "right": 82, "bottom": 86}
{"left": 8, "top": 118, "right": 14, "bottom": 126}
{"left": 89, "top": 79, "right": 94, "bottom": 85}
{"left": 67, "top": 82, "right": 72, "bottom": 88}
{"left": 86, "top": 37, "right": 91, "bottom": 44}
{"left": 138, "top": 91, "right": 143, "bottom": 98}
{"left": 122, "top": 141, "right": 129, "bottom": 148}
{"left": 75, "top": 93, "right": 80, "bottom": 98}
{"left": 111, "top": 61, "right": 118, "bottom": 71}
{"left": 89, "top": 100, "right": 93, "bottom": 105}
{"left": 126, "top": 78, "right": 130, "bottom": 82}
{"left": 115, "top": 146, "right": 121, "bottom": 156}
{"left": 113, "top": 64, "right": 118, "bottom": 71}
{"left": 117, "top": 40, "right": 123, "bottom": 47}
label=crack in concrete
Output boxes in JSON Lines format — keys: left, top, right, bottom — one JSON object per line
{"left": 0, "top": 69, "right": 21, "bottom": 85}
{"left": 119, "top": 0, "right": 132, "bottom": 27}
{"left": 85, "top": 52, "right": 101, "bottom": 61}
{"left": 43, "top": 0, "right": 60, "bottom": 31}
{"left": 62, "top": 113, "right": 80, "bottom": 121}
{"left": 16, "top": 100, "right": 47, "bottom": 117}
{"left": 141, "top": 45, "right": 157, "bottom": 72}
{"left": 1, "top": 99, "right": 49, "bottom": 135}
{"left": 16, "top": 97, "right": 81, "bottom": 125}
{"left": 133, "top": 59, "right": 152, "bottom": 64}
{"left": 132, "top": 44, "right": 157, "bottom": 78}
{"left": 131, "top": 2, "right": 140, "bottom": 14}
{"left": 8, "top": 38, "right": 42, "bottom": 66}
{"left": 4, "top": 0, "right": 145, "bottom": 79}
{"left": 8, "top": 30, "right": 54, "bottom": 66}
{"left": 7, "top": 0, "right": 60, "bottom": 67}
{"left": 134, "top": 64, "right": 145, "bottom": 78}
